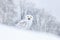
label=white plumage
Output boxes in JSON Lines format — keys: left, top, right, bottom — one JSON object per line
{"left": 16, "top": 15, "right": 33, "bottom": 29}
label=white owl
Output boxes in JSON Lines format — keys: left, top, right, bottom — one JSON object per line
{"left": 16, "top": 15, "right": 33, "bottom": 29}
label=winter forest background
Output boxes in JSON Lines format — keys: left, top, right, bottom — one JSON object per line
{"left": 0, "top": 0, "right": 60, "bottom": 36}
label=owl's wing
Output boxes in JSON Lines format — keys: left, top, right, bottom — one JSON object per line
{"left": 16, "top": 20, "right": 27, "bottom": 27}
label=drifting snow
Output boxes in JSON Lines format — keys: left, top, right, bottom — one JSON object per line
{"left": 0, "top": 24, "right": 60, "bottom": 40}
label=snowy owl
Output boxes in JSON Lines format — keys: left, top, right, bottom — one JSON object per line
{"left": 16, "top": 15, "right": 33, "bottom": 29}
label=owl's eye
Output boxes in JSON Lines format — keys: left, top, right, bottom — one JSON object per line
{"left": 30, "top": 16, "right": 32, "bottom": 18}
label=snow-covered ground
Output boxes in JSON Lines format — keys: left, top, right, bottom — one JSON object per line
{"left": 0, "top": 24, "right": 60, "bottom": 40}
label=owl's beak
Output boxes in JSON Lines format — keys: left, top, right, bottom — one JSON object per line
{"left": 28, "top": 18, "right": 30, "bottom": 20}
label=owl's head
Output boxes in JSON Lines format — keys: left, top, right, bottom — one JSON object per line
{"left": 25, "top": 15, "right": 33, "bottom": 21}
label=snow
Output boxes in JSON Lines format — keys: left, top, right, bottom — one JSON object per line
{"left": 0, "top": 24, "right": 60, "bottom": 40}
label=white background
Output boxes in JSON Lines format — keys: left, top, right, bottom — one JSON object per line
{"left": 33, "top": 0, "right": 60, "bottom": 21}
